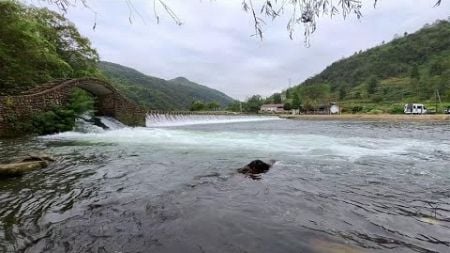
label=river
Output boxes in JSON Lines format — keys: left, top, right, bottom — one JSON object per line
{"left": 0, "top": 116, "right": 449, "bottom": 252}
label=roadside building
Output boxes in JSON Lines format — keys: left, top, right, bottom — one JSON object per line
{"left": 260, "top": 104, "right": 285, "bottom": 113}
{"left": 304, "top": 102, "right": 340, "bottom": 114}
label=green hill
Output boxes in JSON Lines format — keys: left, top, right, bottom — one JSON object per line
{"left": 98, "top": 61, "right": 235, "bottom": 110}
{"left": 273, "top": 19, "right": 450, "bottom": 113}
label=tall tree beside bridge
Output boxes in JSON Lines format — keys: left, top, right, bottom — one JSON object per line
{"left": 0, "top": 1, "right": 99, "bottom": 95}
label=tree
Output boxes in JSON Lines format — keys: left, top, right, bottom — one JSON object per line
{"left": 429, "top": 61, "right": 445, "bottom": 76}
{"left": 272, "top": 93, "right": 282, "bottom": 104}
{"left": 207, "top": 101, "right": 220, "bottom": 111}
{"left": 298, "top": 84, "right": 330, "bottom": 103}
{"left": 292, "top": 93, "right": 301, "bottom": 109}
{"left": 410, "top": 65, "right": 420, "bottom": 80}
{"left": 338, "top": 86, "right": 347, "bottom": 100}
{"left": 227, "top": 101, "right": 241, "bottom": 112}
{"left": 190, "top": 100, "right": 205, "bottom": 111}
{"left": 243, "top": 95, "right": 264, "bottom": 113}
{"left": 367, "top": 76, "right": 379, "bottom": 95}
{"left": 285, "top": 89, "right": 291, "bottom": 99}
{"left": 0, "top": 1, "right": 99, "bottom": 95}
{"left": 283, "top": 102, "right": 292, "bottom": 111}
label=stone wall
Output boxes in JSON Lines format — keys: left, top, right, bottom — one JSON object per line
{"left": 0, "top": 78, "right": 146, "bottom": 137}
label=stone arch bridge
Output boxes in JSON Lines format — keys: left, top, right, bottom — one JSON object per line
{"left": 0, "top": 78, "right": 146, "bottom": 137}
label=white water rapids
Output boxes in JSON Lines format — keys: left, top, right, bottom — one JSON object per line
{"left": 145, "top": 113, "right": 280, "bottom": 127}
{"left": 42, "top": 114, "right": 450, "bottom": 163}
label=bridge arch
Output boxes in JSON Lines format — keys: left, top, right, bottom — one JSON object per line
{"left": 0, "top": 78, "right": 146, "bottom": 136}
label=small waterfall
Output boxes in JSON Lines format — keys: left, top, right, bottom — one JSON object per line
{"left": 73, "top": 118, "right": 105, "bottom": 133}
{"left": 146, "top": 112, "right": 280, "bottom": 127}
{"left": 72, "top": 115, "right": 126, "bottom": 133}
{"left": 98, "top": 116, "right": 127, "bottom": 130}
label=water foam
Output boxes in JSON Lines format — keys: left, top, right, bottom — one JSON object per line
{"left": 145, "top": 113, "right": 280, "bottom": 127}
{"left": 40, "top": 126, "right": 450, "bottom": 162}
{"left": 98, "top": 116, "right": 127, "bottom": 130}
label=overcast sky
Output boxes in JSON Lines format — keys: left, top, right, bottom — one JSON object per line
{"left": 31, "top": 0, "right": 450, "bottom": 100}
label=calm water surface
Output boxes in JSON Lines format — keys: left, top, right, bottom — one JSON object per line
{"left": 1, "top": 118, "right": 450, "bottom": 253}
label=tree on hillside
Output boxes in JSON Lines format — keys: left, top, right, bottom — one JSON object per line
{"left": 338, "top": 85, "right": 347, "bottom": 100}
{"left": 410, "top": 65, "right": 420, "bottom": 80}
{"left": 292, "top": 93, "right": 301, "bottom": 110}
{"left": 410, "top": 64, "right": 421, "bottom": 98}
{"left": 285, "top": 89, "right": 291, "bottom": 100}
{"left": 367, "top": 76, "right": 379, "bottom": 95}
{"left": 272, "top": 93, "right": 282, "bottom": 104}
{"left": 298, "top": 83, "right": 330, "bottom": 103}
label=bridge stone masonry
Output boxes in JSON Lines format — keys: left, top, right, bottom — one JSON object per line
{"left": 0, "top": 78, "right": 146, "bottom": 137}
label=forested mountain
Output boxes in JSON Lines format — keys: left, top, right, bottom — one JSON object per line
{"left": 267, "top": 19, "right": 450, "bottom": 113}
{"left": 99, "top": 61, "right": 235, "bottom": 110}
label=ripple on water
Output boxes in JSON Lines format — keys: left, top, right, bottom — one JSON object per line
{"left": 1, "top": 120, "right": 450, "bottom": 252}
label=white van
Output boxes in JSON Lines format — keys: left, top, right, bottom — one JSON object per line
{"left": 404, "top": 104, "right": 427, "bottom": 114}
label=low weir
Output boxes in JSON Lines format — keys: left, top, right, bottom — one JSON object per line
{"left": 145, "top": 111, "right": 280, "bottom": 127}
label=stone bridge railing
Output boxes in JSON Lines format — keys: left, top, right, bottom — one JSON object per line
{"left": 0, "top": 78, "right": 146, "bottom": 137}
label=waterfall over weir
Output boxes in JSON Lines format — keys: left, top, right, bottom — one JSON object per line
{"left": 145, "top": 112, "right": 280, "bottom": 127}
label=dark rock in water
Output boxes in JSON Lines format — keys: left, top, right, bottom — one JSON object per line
{"left": 92, "top": 117, "right": 109, "bottom": 129}
{"left": 238, "top": 160, "right": 275, "bottom": 175}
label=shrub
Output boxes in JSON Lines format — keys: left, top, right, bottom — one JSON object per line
{"left": 368, "top": 109, "right": 384, "bottom": 114}
{"left": 31, "top": 89, "right": 95, "bottom": 135}
{"left": 351, "top": 106, "right": 363, "bottom": 113}
{"left": 371, "top": 95, "right": 383, "bottom": 103}
{"left": 389, "top": 105, "right": 404, "bottom": 114}
{"left": 32, "top": 107, "right": 76, "bottom": 135}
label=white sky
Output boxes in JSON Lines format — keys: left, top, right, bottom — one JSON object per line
{"left": 28, "top": 0, "right": 450, "bottom": 100}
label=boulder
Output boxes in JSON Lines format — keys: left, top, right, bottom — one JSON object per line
{"left": 0, "top": 153, "right": 55, "bottom": 177}
{"left": 238, "top": 160, "right": 275, "bottom": 175}
{"left": 0, "top": 161, "right": 48, "bottom": 177}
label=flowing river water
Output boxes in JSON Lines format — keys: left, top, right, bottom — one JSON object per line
{"left": 0, "top": 115, "right": 450, "bottom": 253}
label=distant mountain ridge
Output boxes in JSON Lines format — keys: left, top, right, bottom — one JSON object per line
{"left": 98, "top": 61, "right": 235, "bottom": 110}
